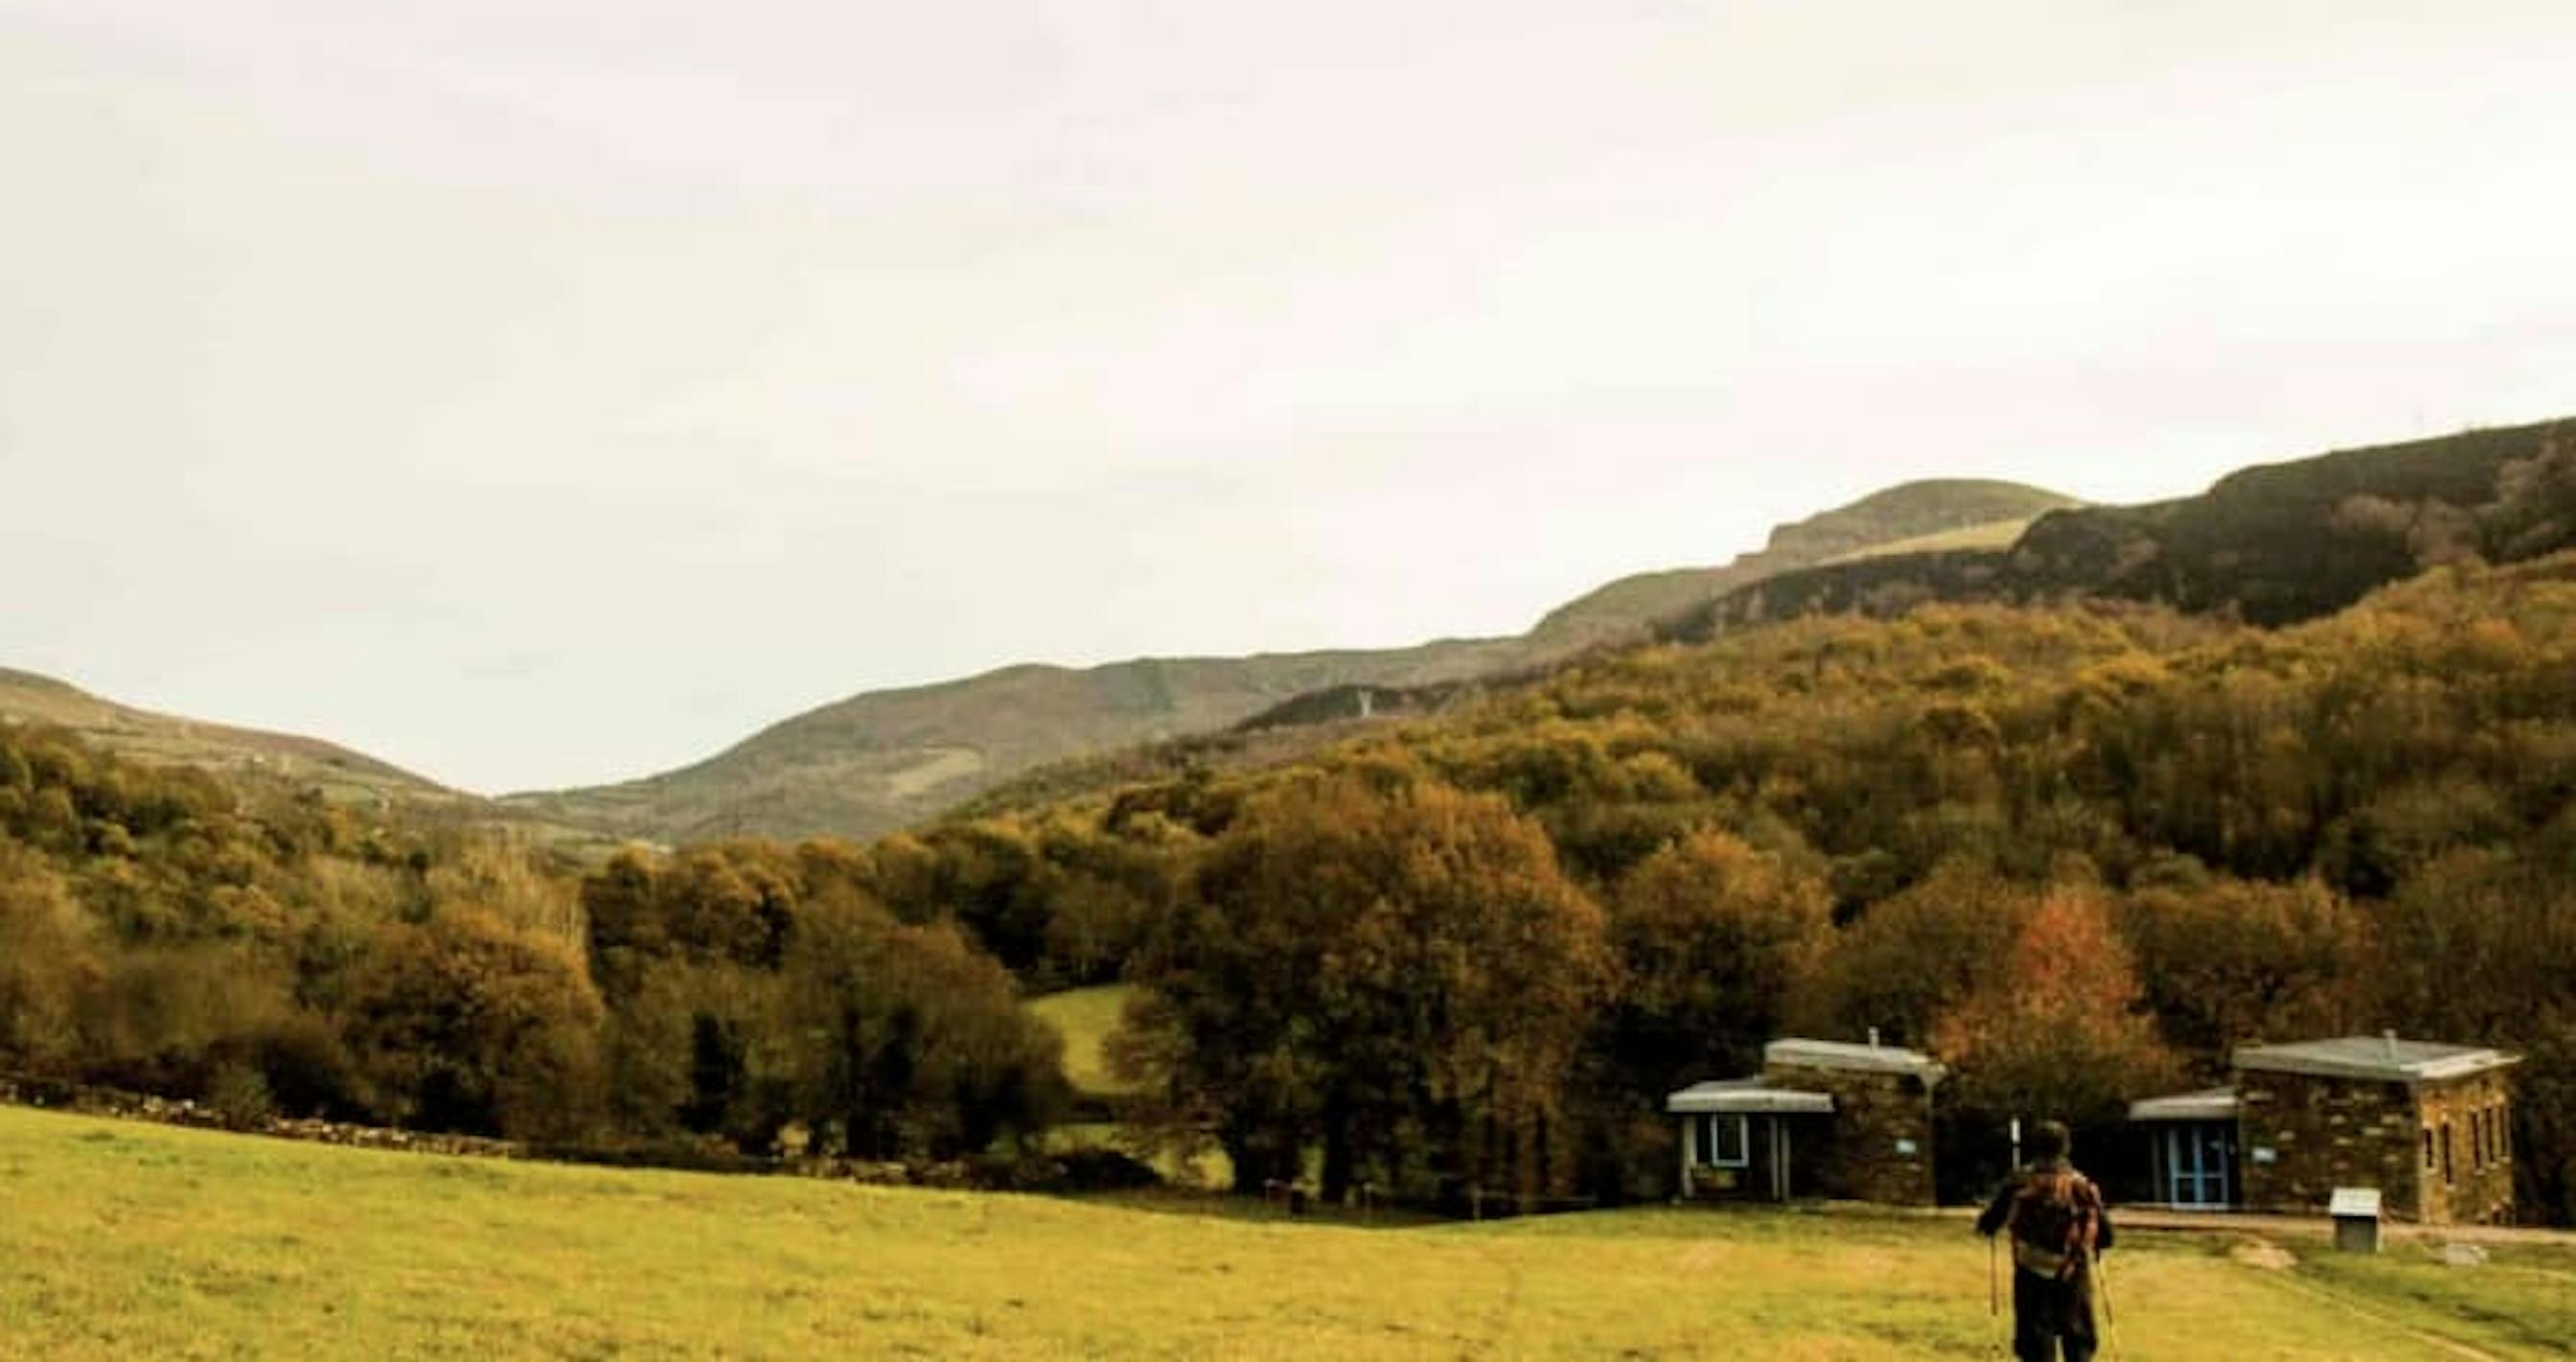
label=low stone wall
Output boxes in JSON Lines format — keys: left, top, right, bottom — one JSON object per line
{"left": 0, "top": 1073, "right": 519, "bottom": 1160}
{"left": 0, "top": 1073, "right": 1138, "bottom": 1195}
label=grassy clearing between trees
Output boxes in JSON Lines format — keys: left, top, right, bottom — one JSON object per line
{"left": 6, "top": 1108, "right": 2571, "bottom": 1359}
{"left": 1027, "top": 983, "right": 1138, "bottom": 1098}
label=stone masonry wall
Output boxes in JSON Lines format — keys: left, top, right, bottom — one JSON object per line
{"left": 1762, "top": 1061, "right": 1937, "bottom": 1206}
{"left": 2238, "top": 1071, "right": 2419, "bottom": 1218}
{"left": 2417, "top": 1071, "right": 2516, "bottom": 1226}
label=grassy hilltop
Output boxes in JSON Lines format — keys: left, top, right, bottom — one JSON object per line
{"left": 3, "top": 1106, "right": 2568, "bottom": 1360}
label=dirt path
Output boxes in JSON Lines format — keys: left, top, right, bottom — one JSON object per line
{"left": 1931, "top": 1204, "right": 2576, "bottom": 1248}
{"left": 2251, "top": 1265, "right": 2507, "bottom": 1362}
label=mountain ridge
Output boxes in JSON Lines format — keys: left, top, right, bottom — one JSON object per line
{"left": 1667, "top": 418, "right": 2576, "bottom": 644}
{"left": 500, "top": 477, "right": 2080, "bottom": 843}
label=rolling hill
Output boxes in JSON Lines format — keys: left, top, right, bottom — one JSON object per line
{"left": 503, "top": 479, "right": 2078, "bottom": 843}
{"left": 0, "top": 666, "right": 451, "bottom": 806}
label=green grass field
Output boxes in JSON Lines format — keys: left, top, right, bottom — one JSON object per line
{"left": 2, "top": 1105, "right": 2567, "bottom": 1359}
{"left": 1028, "top": 982, "right": 1138, "bottom": 1098}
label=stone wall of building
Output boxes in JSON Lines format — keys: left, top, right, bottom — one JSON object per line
{"left": 2238, "top": 1071, "right": 2420, "bottom": 1218}
{"left": 1762, "top": 1061, "right": 1937, "bottom": 1205}
{"left": 2417, "top": 1071, "right": 2516, "bottom": 1226}
{"left": 2238, "top": 1068, "right": 2520, "bottom": 1224}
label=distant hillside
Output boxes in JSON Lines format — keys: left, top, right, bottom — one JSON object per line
{"left": 0, "top": 667, "right": 449, "bottom": 805}
{"left": 1526, "top": 480, "right": 2081, "bottom": 650}
{"left": 508, "top": 480, "right": 2073, "bottom": 843}
{"left": 1819, "top": 515, "right": 2043, "bottom": 565}
{"left": 500, "top": 643, "right": 1528, "bottom": 844}
{"left": 1667, "top": 419, "right": 2576, "bottom": 643}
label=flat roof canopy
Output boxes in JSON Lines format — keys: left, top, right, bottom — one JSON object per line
{"left": 2233, "top": 1035, "right": 2518, "bottom": 1084}
{"left": 2128, "top": 1087, "right": 2242, "bottom": 1121}
{"left": 1667, "top": 1077, "right": 1835, "bottom": 1116}
{"left": 1765, "top": 1037, "right": 1947, "bottom": 1082}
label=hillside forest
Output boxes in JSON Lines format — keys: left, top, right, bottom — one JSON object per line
{"left": 4, "top": 454, "right": 2575, "bottom": 1224}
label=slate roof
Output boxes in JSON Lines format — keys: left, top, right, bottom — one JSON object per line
{"left": 2232, "top": 1035, "right": 2518, "bottom": 1084}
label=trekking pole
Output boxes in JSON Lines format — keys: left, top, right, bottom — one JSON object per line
{"left": 2090, "top": 1247, "right": 2123, "bottom": 1362}
{"left": 1987, "top": 1235, "right": 2005, "bottom": 1358}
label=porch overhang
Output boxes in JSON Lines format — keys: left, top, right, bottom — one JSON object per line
{"left": 2128, "top": 1087, "right": 2241, "bottom": 1122}
{"left": 1667, "top": 1077, "right": 1835, "bottom": 1116}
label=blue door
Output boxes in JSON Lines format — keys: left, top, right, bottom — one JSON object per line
{"left": 2163, "top": 1121, "right": 2234, "bottom": 1208}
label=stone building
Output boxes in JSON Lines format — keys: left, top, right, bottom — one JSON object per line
{"left": 2129, "top": 1034, "right": 2518, "bottom": 1225}
{"left": 1668, "top": 1035, "right": 1944, "bottom": 1206}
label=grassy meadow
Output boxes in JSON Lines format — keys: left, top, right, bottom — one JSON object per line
{"left": 1028, "top": 984, "right": 1138, "bottom": 1099}
{"left": 1027, "top": 983, "right": 1238, "bottom": 1189}
{"left": 4, "top": 1106, "right": 2570, "bottom": 1359}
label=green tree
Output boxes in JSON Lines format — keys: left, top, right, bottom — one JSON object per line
{"left": 764, "top": 897, "right": 1066, "bottom": 1160}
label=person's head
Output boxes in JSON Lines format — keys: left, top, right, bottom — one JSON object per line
{"left": 2029, "top": 1120, "right": 2072, "bottom": 1165}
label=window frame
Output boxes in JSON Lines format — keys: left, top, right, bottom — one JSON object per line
{"left": 1699, "top": 1114, "right": 1752, "bottom": 1169}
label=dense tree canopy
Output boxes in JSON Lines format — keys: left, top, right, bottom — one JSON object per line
{"left": 1117, "top": 773, "right": 1609, "bottom": 1201}
{"left": 6, "top": 545, "right": 2576, "bottom": 1222}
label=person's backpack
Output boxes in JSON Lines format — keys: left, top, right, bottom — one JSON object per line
{"left": 2004, "top": 1168, "right": 2101, "bottom": 1281}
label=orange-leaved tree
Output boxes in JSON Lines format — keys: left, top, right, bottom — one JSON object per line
{"left": 1932, "top": 883, "right": 2180, "bottom": 1135}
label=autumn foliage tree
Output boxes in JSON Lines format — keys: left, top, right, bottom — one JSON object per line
{"left": 764, "top": 898, "right": 1068, "bottom": 1161}
{"left": 342, "top": 906, "right": 608, "bottom": 1142}
{"left": 1799, "top": 858, "right": 2032, "bottom": 1050}
{"left": 1931, "top": 885, "right": 2180, "bottom": 1134}
{"left": 2117, "top": 870, "right": 2364, "bottom": 1068}
{"left": 1118, "top": 773, "right": 1611, "bottom": 1202}
{"left": 2370, "top": 847, "right": 2576, "bottom": 1223}
{"left": 1602, "top": 829, "right": 1828, "bottom": 1094}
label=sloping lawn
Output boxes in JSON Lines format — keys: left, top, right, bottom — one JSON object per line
{"left": 1, "top": 1105, "right": 2566, "bottom": 1359}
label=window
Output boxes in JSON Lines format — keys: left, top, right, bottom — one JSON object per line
{"left": 2441, "top": 1121, "right": 2453, "bottom": 1184}
{"left": 2494, "top": 1102, "right": 2510, "bottom": 1164}
{"left": 2424, "top": 1127, "right": 2436, "bottom": 1169}
{"left": 1699, "top": 1114, "right": 1750, "bottom": 1168}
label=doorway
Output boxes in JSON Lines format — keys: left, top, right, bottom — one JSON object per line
{"left": 2161, "top": 1120, "right": 2235, "bottom": 1208}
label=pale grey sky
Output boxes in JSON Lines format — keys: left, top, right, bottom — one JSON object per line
{"left": 6, "top": 1, "right": 2574, "bottom": 794}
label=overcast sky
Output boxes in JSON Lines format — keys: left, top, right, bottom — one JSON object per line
{"left": 7, "top": 2, "right": 2575, "bottom": 795}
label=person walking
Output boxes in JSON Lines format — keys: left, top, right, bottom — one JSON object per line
{"left": 1976, "top": 1120, "right": 2115, "bottom": 1362}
